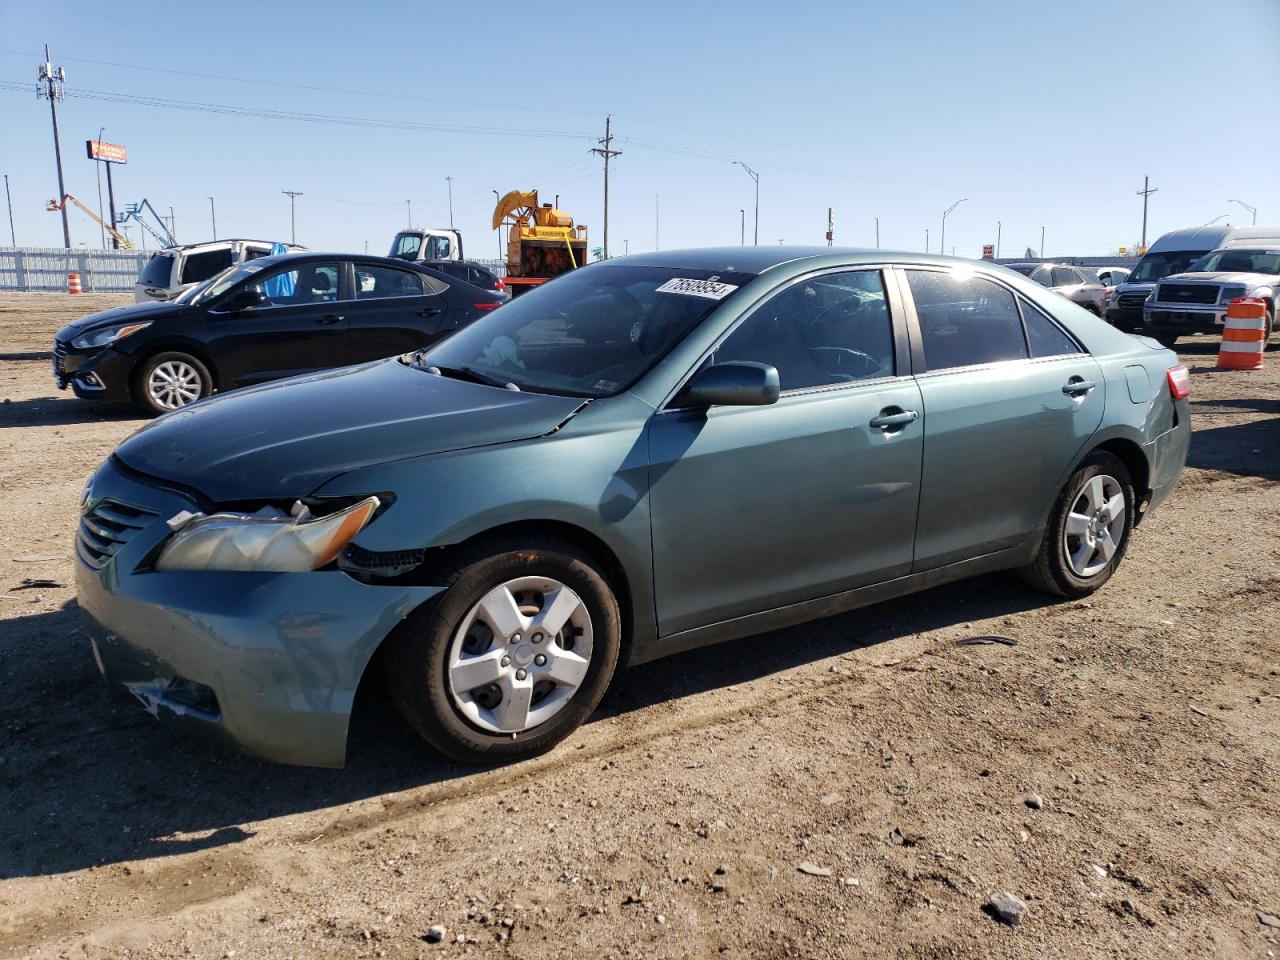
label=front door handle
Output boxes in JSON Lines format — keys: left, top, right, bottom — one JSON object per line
{"left": 317, "top": 313, "right": 345, "bottom": 325}
{"left": 1062, "top": 378, "right": 1096, "bottom": 395}
{"left": 417, "top": 306, "right": 444, "bottom": 318}
{"left": 869, "top": 408, "right": 919, "bottom": 430}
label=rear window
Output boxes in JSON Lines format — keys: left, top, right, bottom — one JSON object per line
{"left": 181, "top": 248, "right": 234, "bottom": 285}
{"left": 138, "top": 253, "right": 174, "bottom": 287}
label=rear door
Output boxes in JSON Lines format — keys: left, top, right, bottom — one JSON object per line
{"left": 345, "top": 263, "right": 451, "bottom": 361}
{"left": 203, "top": 260, "right": 349, "bottom": 386}
{"left": 899, "top": 267, "right": 1104, "bottom": 571}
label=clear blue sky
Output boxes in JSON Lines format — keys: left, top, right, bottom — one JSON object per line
{"left": 2, "top": 0, "right": 1278, "bottom": 258}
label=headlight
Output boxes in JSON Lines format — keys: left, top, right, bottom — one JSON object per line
{"left": 71, "top": 322, "right": 152, "bottom": 349}
{"left": 155, "top": 497, "right": 380, "bottom": 572}
{"left": 1219, "top": 285, "right": 1248, "bottom": 305}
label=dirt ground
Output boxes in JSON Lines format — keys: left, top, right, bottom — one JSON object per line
{"left": 1, "top": 292, "right": 1277, "bottom": 960}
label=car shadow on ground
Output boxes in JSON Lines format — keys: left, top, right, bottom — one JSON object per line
{"left": 0, "top": 572, "right": 1056, "bottom": 880}
{"left": 1186, "top": 409, "right": 1280, "bottom": 481}
{"left": 0, "top": 395, "right": 139, "bottom": 428}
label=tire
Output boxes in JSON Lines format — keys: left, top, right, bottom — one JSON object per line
{"left": 1154, "top": 332, "right": 1180, "bottom": 349}
{"left": 1018, "top": 451, "right": 1135, "bottom": 599}
{"left": 1266, "top": 307, "right": 1277, "bottom": 352}
{"left": 134, "top": 351, "right": 212, "bottom": 415}
{"left": 1085, "top": 304, "right": 1102, "bottom": 318}
{"left": 384, "top": 537, "right": 621, "bottom": 764}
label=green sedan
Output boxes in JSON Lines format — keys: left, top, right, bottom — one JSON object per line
{"left": 77, "top": 248, "right": 1190, "bottom": 767}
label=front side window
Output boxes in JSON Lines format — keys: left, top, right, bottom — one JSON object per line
{"left": 356, "top": 265, "right": 424, "bottom": 299}
{"left": 423, "top": 264, "right": 756, "bottom": 397}
{"left": 906, "top": 270, "right": 1028, "bottom": 371}
{"left": 248, "top": 262, "right": 342, "bottom": 306}
{"left": 1020, "top": 298, "right": 1081, "bottom": 358}
{"left": 712, "top": 270, "right": 894, "bottom": 390}
{"left": 426, "top": 236, "right": 452, "bottom": 260}
{"left": 1051, "top": 266, "right": 1080, "bottom": 287}
{"left": 181, "top": 248, "right": 235, "bottom": 285}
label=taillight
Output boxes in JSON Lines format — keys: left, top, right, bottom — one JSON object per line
{"left": 474, "top": 302, "right": 500, "bottom": 312}
{"left": 1166, "top": 364, "right": 1190, "bottom": 399}
{"left": 495, "top": 278, "right": 505, "bottom": 291}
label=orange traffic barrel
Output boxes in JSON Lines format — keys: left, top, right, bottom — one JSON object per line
{"left": 1217, "top": 297, "right": 1267, "bottom": 370}
{"left": 67, "top": 272, "right": 83, "bottom": 295}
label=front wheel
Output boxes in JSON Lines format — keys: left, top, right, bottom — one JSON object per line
{"left": 384, "top": 537, "right": 621, "bottom": 764}
{"left": 134, "top": 351, "right": 212, "bottom": 415}
{"left": 1018, "top": 451, "right": 1135, "bottom": 598}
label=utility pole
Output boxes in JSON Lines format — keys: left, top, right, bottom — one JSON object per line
{"left": 940, "top": 198, "right": 966, "bottom": 260}
{"left": 740, "top": 209, "right": 745, "bottom": 245}
{"left": 996, "top": 220, "right": 1002, "bottom": 259}
{"left": 1040, "top": 226, "right": 1046, "bottom": 259}
{"left": 874, "top": 217, "right": 879, "bottom": 249}
{"left": 1137, "top": 176, "right": 1157, "bottom": 250}
{"left": 282, "top": 190, "right": 302, "bottom": 244}
{"left": 446, "top": 176, "right": 454, "bottom": 228}
{"left": 655, "top": 193, "right": 659, "bottom": 250}
{"left": 38, "top": 45, "right": 71, "bottom": 249}
{"left": 1229, "top": 199, "right": 1257, "bottom": 225}
{"left": 104, "top": 160, "right": 118, "bottom": 249}
{"left": 405, "top": 198, "right": 412, "bottom": 228}
{"left": 4, "top": 174, "right": 15, "bottom": 246}
{"left": 207, "top": 196, "right": 216, "bottom": 239}
{"left": 624, "top": 239, "right": 629, "bottom": 255}
{"left": 925, "top": 228, "right": 929, "bottom": 253}
{"left": 733, "top": 161, "right": 759, "bottom": 245}
{"left": 826, "top": 207, "right": 833, "bottom": 247}
{"left": 590, "top": 115, "right": 621, "bottom": 258}
{"left": 169, "top": 205, "right": 176, "bottom": 243}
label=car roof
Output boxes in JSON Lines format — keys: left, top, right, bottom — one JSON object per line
{"left": 600, "top": 246, "right": 964, "bottom": 274}
{"left": 1147, "top": 225, "right": 1280, "bottom": 253}
{"left": 245, "top": 251, "right": 440, "bottom": 271}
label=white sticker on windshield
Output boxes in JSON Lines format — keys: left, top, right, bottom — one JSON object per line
{"left": 655, "top": 277, "right": 738, "bottom": 300}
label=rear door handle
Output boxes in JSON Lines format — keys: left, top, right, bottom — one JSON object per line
{"left": 417, "top": 305, "right": 444, "bottom": 318}
{"left": 317, "top": 313, "right": 345, "bottom": 324}
{"left": 1063, "top": 378, "right": 1096, "bottom": 395}
{"left": 869, "top": 408, "right": 919, "bottom": 429}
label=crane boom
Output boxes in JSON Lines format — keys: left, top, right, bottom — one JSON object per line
{"left": 118, "top": 199, "right": 176, "bottom": 247}
{"left": 47, "top": 194, "right": 134, "bottom": 249}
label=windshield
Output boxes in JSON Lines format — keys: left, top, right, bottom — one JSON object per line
{"left": 1129, "top": 250, "right": 1207, "bottom": 283}
{"left": 1189, "top": 249, "right": 1280, "bottom": 275}
{"left": 420, "top": 264, "right": 757, "bottom": 398}
{"left": 138, "top": 253, "right": 174, "bottom": 287}
{"left": 186, "top": 260, "right": 270, "bottom": 305}
{"left": 391, "top": 233, "right": 422, "bottom": 260}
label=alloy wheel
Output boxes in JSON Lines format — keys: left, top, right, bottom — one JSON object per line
{"left": 1062, "top": 474, "right": 1126, "bottom": 578}
{"left": 147, "top": 360, "right": 203, "bottom": 409}
{"left": 446, "top": 576, "right": 594, "bottom": 734}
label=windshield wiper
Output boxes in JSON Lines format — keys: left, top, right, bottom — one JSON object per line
{"left": 424, "top": 362, "right": 520, "bottom": 391}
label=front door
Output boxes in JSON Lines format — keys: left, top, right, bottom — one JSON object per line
{"left": 648, "top": 268, "right": 923, "bottom": 637}
{"left": 204, "top": 260, "right": 349, "bottom": 386}
{"left": 900, "top": 267, "right": 1105, "bottom": 571}
{"left": 346, "top": 263, "right": 451, "bottom": 362}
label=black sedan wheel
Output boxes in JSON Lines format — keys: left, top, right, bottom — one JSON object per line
{"left": 135, "top": 351, "right": 212, "bottom": 415}
{"left": 385, "top": 537, "right": 621, "bottom": 764}
{"left": 1019, "top": 451, "right": 1134, "bottom": 598}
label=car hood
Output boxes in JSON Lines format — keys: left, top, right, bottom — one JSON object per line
{"left": 113, "top": 358, "right": 587, "bottom": 502}
{"left": 1161, "top": 271, "right": 1276, "bottom": 285}
{"left": 55, "top": 299, "right": 185, "bottom": 339}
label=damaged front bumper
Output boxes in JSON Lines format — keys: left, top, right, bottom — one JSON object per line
{"left": 76, "top": 458, "right": 442, "bottom": 768}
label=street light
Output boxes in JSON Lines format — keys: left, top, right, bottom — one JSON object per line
{"left": 1203, "top": 213, "right": 1228, "bottom": 227}
{"left": 1040, "top": 226, "right": 1046, "bottom": 259}
{"left": 207, "top": 196, "right": 216, "bottom": 240}
{"left": 733, "top": 161, "right": 759, "bottom": 245}
{"left": 739, "top": 208, "right": 745, "bottom": 245}
{"left": 996, "top": 220, "right": 1001, "bottom": 259}
{"left": 940, "top": 198, "right": 966, "bottom": 259}
{"left": 1228, "top": 199, "right": 1257, "bottom": 225}
{"left": 446, "top": 175, "right": 454, "bottom": 228}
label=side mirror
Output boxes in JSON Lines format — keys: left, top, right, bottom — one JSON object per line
{"left": 224, "top": 289, "right": 267, "bottom": 312}
{"left": 684, "top": 361, "right": 780, "bottom": 407}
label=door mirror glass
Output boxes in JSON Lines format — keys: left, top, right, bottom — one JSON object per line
{"left": 684, "top": 361, "right": 780, "bottom": 407}
{"left": 224, "top": 288, "right": 267, "bottom": 312}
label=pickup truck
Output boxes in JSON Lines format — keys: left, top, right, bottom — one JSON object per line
{"left": 1143, "top": 246, "right": 1279, "bottom": 347}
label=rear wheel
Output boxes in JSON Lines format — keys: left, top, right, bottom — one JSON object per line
{"left": 1018, "top": 451, "right": 1135, "bottom": 598}
{"left": 384, "top": 537, "right": 621, "bottom": 764}
{"left": 1154, "top": 332, "right": 1180, "bottom": 349}
{"left": 134, "top": 351, "right": 212, "bottom": 415}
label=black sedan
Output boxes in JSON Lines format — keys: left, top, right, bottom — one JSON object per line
{"left": 53, "top": 253, "right": 505, "bottom": 415}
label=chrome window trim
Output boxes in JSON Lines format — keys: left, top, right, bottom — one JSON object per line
{"left": 657, "top": 265, "right": 905, "bottom": 413}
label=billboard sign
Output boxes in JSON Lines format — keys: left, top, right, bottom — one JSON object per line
{"left": 981, "top": 244, "right": 995, "bottom": 259}
{"left": 86, "top": 140, "right": 127, "bottom": 163}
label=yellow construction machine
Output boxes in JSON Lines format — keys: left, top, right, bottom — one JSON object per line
{"left": 491, "top": 190, "right": 588, "bottom": 296}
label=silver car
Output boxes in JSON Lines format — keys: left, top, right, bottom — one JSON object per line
{"left": 1006, "top": 262, "right": 1107, "bottom": 317}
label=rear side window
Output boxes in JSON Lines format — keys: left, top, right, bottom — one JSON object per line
{"left": 356, "top": 265, "right": 425, "bottom": 299}
{"left": 181, "top": 248, "right": 234, "bottom": 285}
{"left": 906, "top": 270, "right": 1028, "bottom": 371}
{"left": 1031, "top": 267, "right": 1054, "bottom": 287}
{"left": 1020, "top": 298, "right": 1082, "bottom": 358}
{"left": 1051, "top": 267, "right": 1079, "bottom": 286}
{"left": 138, "top": 253, "right": 174, "bottom": 287}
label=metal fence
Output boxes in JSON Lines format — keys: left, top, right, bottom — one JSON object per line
{"left": 0, "top": 246, "right": 149, "bottom": 293}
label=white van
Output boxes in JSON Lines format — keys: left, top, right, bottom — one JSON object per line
{"left": 133, "top": 239, "right": 306, "bottom": 303}
{"left": 1106, "top": 225, "right": 1280, "bottom": 331}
